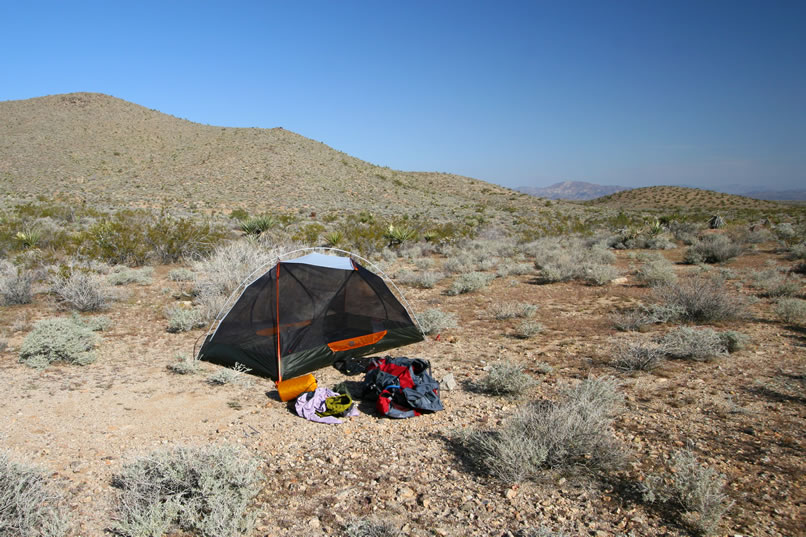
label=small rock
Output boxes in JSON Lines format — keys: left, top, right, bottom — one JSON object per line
{"left": 308, "top": 517, "right": 320, "bottom": 528}
{"left": 441, "top": 373, "right": 457, "bottom": 391}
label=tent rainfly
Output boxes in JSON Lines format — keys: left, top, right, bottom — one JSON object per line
{"left": 197, "top": 251, "right": 424, "bottom": 382}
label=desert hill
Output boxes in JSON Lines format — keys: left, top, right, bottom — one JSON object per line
{"left": 585, "top": 185, "right": 786, "bottom": 211}
{"left": 0, "top": 93, "right": 538, "bottom": 217}
{"left": 517, "top": 180, "right": 629, "bottom": 200}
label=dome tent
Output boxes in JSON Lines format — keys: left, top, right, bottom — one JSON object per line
{"left": 197, "top": 249, "right": 424, "bottom": 383}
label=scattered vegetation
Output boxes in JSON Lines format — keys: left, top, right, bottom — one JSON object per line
{"left": 167, "top": 354, "right": 201, "bottom": 375}
{"left": 613, "top": 341, "right": 667, "bottom": 371}
{"left": 19, "top": 317, "right": 98, "bottom": 369}
{"left": 489, "top": 302, "right": 538, "bottom": 320}
{"left": 50, "top": 270, "right": 116, "bottom": 312}
{"left": 684, "top": 234, "right": 743, "bottom": 264}
{"left": 652, "top": 277, "right": 747, "bottom": 323}
{"left": 657, "top": 327, "right": 728, "bottom": 362}
{"left": 107, "top": 266, "right": 154, "bottom": 286}
{"left": 166, "top": 306, "right": 205, "bottom": 333}
{"left": 447, "top": 271, "right": 495, "bottom": 295}
{"left": 415, "top": 308, "right": 457, "bottom": 335}
{"left": 0, "top": 260, "right": 35, "bottom": 305}
{"left": 774, "top": 297, "right": 806, "bottom": 325}
{"left": 0, "top": 451, "right": 70, "bottom": 537}
{"left": 514, "top": 320, "right": 543, "bottom": 339}
{"left": 112, "top": 444, "right": 263, "bottom": 537}
{"left": 207, "top": 363, "right": 252, "bottom": 385}
{"left": 635, "top": 255, "right": 678, "bottom": 287}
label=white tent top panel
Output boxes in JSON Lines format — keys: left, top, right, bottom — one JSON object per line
{"left": 282, "top": 252, "right": 353, "bottom": 270}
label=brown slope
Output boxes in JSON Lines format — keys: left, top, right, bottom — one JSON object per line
{"left": 586, "top": 185, "right": 786, "bottom": 211}
{"left": 0, "top": 92, "right": 538, "bottom": 216}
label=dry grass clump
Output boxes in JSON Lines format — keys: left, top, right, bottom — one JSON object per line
{"left": 684, "top": 234, "right": 743, "bottom": 264}
{"left": 50, "top": 270, "right": 116, "bottom": 312}
{"left": 774, "top": 297, "right": 806, "bottom": 325}
{"left": 112, "top": 444, "right": 263, "bottom": 537}
{"left": 477, "top": 361, "right": 537, "bottom": 396}
{"left": 19, "top": 317, "right": 98, "bottom": 369}
{"left": 652, "top": 276, "right": 747, "bottom": 323}
{"left": 641, "top": 450, "right": 733, "bottom": 536}
{"left": 455, "top": 377, "right": 625, "bottom": 482}
{"left": 0, "top": 451, "right": 70, "bottom": 537}
{"left": 0, "top": 260, "right": 35, "bottom": 305}
{"left": 415, "top": 308, "right": 457, "bottom": 335}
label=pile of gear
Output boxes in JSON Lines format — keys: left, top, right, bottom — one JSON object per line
{"left": 294, "top": 356, "right": 443, "bottom": 423}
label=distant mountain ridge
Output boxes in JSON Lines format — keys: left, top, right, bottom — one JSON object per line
{"left": 517, "top": 181, "right": 630, "bottom": 200}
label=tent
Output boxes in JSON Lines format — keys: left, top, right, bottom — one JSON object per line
{"left": 197, "top": 250, "right": 424, "bottom": 382}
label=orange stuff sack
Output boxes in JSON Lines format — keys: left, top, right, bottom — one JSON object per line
{"left": 277, "top": 374, "right": 317, "bottom": 402}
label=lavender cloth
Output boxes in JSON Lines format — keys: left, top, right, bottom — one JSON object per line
{"left": 295, "top": 387, "right": 359, "bottom": 424}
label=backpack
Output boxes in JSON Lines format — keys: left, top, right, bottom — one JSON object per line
{"left": 362, "top": 356, "right": 443, "bottom": 419}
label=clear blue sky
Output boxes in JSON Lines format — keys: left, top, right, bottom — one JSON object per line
{"left": 2, "top": 1, "right": 804, "bottom": 191}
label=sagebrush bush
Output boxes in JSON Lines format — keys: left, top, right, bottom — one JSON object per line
{"left": 166, "top": 306, "right": 205, "bottom": 333}
{"left": 613, "top": 341, "right": 666, "bottom": 371}
{"left": 0, "top": 260, "right": 35, "bottom": 305}
{"left": 653, "top": 277, "right": 747, "bottom": 322}
{"left": 684, "top": 234, "right": 743, "bottom": 264}
{"left": 752, "top": 269, "right": 801, "bottom": 298}
{"left": 489, "top": 302, "right": 537, "bottom": 320}
{"left": 112, "top": 444, "right": 263, "bottom": 537}
{"left": 635, "top": 256, "right": 678, "bottom": 287}
{"left": 415, "top": 308, "right": 457, "bottom": 335}
{"left": 612, "top": 303, "right": 685, "bottom": 331}
{"left": 582, "top": 264, "right": 621, "bottom": 286}
{"left": 658, "top": 327, "right": 727, "bottom": 362}
{"left": 19, "top": 317, "right": 98, "bottom": 369}
{"left": 515, "top": 320, "right": 543, "bottom": 339}
{"left": 456, "top": 377, "right": 625, "bottom": 482}
{"left": 107, "top": 266, "right": 154, "bottom": 286}
{"left": 395, "top": 270, "right": 445, "bottom": 289}
{"left": 71, "top": 312, "right": 111, "bottom": 332}
{"left": 0, "top": 451, "right": 70, "bottom": 537}
{"left": 477, "top": 361, "right": 537, "bottom": 396}
{"left": 50, "top": 270, "right": 116, "bottom": 312}
{"left": 774, "top": 297, "right": 806, "bottom": 324}
{"left": 719, "top": 330, "right": 749, "bottom": 353}
{"left": 168, "top": 267, "right": 195, "bottom": 282}
{"left": 167, "top": 353, "right": 201, "bottom": 374}
{"left": 531, "top": 237, "right": 617, "bottom": 284}
{"left": 344, "top": 518, "right": 401, "bottom": 537}
{"left": 207, "top": 363, "right": 252, "bottom": 385}
{"left": 447, "top": 271, "right": 495, "bottom": 295}
{"left": 496, "top": 261, "right": 533, "bottom": 277}
{"left": 641, "top": 450, "right": 733, "bottom": 536}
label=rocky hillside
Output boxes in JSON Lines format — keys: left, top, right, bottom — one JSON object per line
{"left": 0, "top": 93, "right": 538, "bottom": 218}
{"left": 585, "top": 185, "right": 787, "bottom": 211}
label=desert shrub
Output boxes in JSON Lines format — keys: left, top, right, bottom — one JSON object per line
{"left": 719, "top": 330, "right": 749, "bottom": 353}
{"left": 774, "top": 297, "right": 806, "bottom": 324}
{"left": 531, "top": 237, "right": 617, "bottom": 284}
{"left": 635, "top": 256, "right": 678, "bottom": 287}
{"left": 112, "top": 444, "right": 263, "bottom": 537}
{"left": 166, "top": 306, "right": 205, "bottom": 333}
{"left": 658, "top": 327, "right": 727, "bottom": 362}
{"left": 207, "top": 363, "right": 252, "bottom": 385}
{"left": 395, "top": 270, "right": 445, "bottom": 289}
{"left": 751, "top": 269, "right": 801, "bottom": 298}
{"left": 515, "top": 320, "right": 543, "bottom": 339}
{"left": 456, "top": 377, "right": 624, "bottom": 482}
{"left": 489, "top": 302, "right": 537, "bottom": 320}
{"left": 613, "top": 341, "right": 666, "bottom": 371}
{"left": 607, "top": 229, "right": 675, "bottom": 250}
{"left": 415, "top": 308, "right": 457, "bottom": 335}
{"left": 477, "top": 361, "right": 537, "bottom": 396}
{"left": 239, "top": 214, "right": 278, "bottom": 236}
{"left": 107, "top": 266, "right": 154, "bottom": 286}
{"left": 789, "top": 242, "right": 806, "bottom": 260}
{"left": 515, "top": 528, "right": 569, "bottom": 537}
{"left": 582, "top": 264, "right": 621, "bottom": 286}
{"left": 670, "top": 221, "right": 702, "bottom": 245}
{"left": 684, "top": 234, "right": 743, "bottom": 264}
{"left": 147, "top": 214, "right": 225, "bottom": 264}
{"left": 344, "top": 518, "right": 400, "bottom": 537}
{"left": 443, "top": 254, "right": 474, "bottom": 274}
{"left": 612, "top": 303, "right": 686, "bottom": 331}
{"left": 641, "top": 450, "right": 733, "bottom": 536}
{"left": 167, "top": 353, "right": 201, "bottom": 375}
{"left": 496, "top": 261, "right": 533, "bottom": 277}
{"left": 50, "top": 270, "right": 116, "bottom": 312}
{"left": 652, "top": 277, "right": 747, "bottom": 323}
{"left": 71, "top": 313, "right": 111, "bottom": 332}
{"left": 168, "top": 267, "right": 195, "bottom": 282}
{"left": 0, "top": 451, "right": 70, "bottom": 537}
{"left": 0, "top": 260, "right": 35, "bottom": 305}
{"left": 19, "top": 317, "right": 98, "bottom": 369}
{"left": 447, "top": 271, "right": 495, "bottom": 295}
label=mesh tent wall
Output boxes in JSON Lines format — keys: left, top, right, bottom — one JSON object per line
{"left": 197, "top": 251, "right": 424, "bottom": 381}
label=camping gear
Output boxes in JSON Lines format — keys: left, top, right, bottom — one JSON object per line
{"left": 277, "top": 373, "right": 317, "bottom": 402}
{"left": 295, "top": 387, "right": 359, "bottom": 424}
{"left": 197, "top": 250, "right": 424, "bottom": 384}
{"left": 316, "top": 392, "right": 355, "bottom": 417}
{"left": 363, "top": 356, "right": 443, "bottom": 419}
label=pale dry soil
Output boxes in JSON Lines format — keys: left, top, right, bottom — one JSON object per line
{"left": 0, "top": 245, "right": 803, "bottom": 537}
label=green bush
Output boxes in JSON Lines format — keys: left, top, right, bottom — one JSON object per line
{"left": 455, "top": 377, "right": 625, "bottom": 482}
{"left": 447, "top": 271, "right": 495, "bottom": 295}
{"left": 0, "top": 451, "right": 70, "bottom": 537}
{"left": 239, "top": 214, "right": 278, "bottom": 236}
{"left": 112, "top": 444, "right": 263, "bottom": 537}
{"left": 19, "top": 317, "right": 98, "bottom": 369}
{"left": 774, "top": 297, "right": 806, "bottom": 324}
{"left": 684, "top": 234, "right": 743, "bottom": 264}
{"left": 415, "top": 308, "right": 457, "bottom": 335}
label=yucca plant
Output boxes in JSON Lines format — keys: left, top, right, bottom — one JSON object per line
{"left": 240, "top": 215, "right": 278, "bottom": 236}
